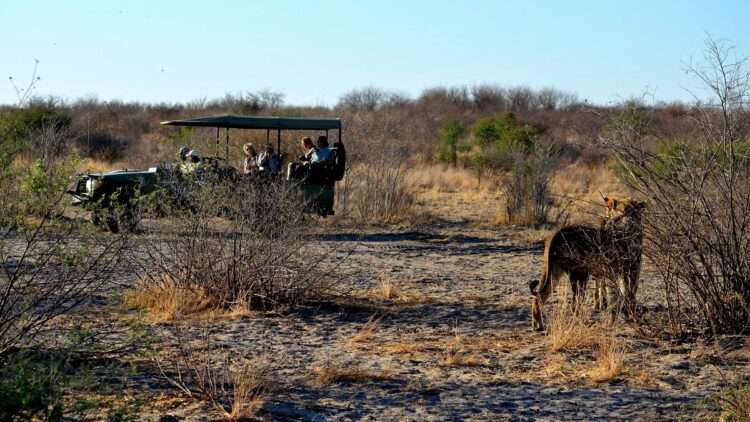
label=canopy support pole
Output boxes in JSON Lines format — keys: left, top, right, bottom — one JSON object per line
{"left": 277, "top": 129, "right": 281, "bottom": 155}
{"left": 338, "top": 128, "right": 342, "bottom": 143}
{"left": 225, "top": 128, "right": 230, "bottom": 159}
{"left": 266, "top": 129, "right": 270, "bottom": 144}
{"left": 215, "top": 127, "right": 219, "bottom": 156}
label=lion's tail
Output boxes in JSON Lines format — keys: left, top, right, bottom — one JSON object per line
{"left": 530, "top": 234, "right": 555, "bottom": 297}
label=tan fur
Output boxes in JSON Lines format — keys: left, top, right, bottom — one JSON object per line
{"left": 530, "top": 197, "right": 646, "bottom": 331}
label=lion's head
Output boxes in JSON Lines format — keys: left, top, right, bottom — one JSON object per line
{"left": 604, "top": 197, "right": 646, "bottom": 220}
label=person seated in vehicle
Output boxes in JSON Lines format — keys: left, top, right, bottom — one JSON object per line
{"left": 287, "top": 137, "right": 316, "bottom": 180}
{"left": 180, "top": 148, "right": 203, "bottom": 174}
{"left": 243, "top": 143, "right": 258, "bottom": 175}
{"left": 257, "top": 143, "right": 281, "bottom": 174}
{"left": 299, "top": 137, "right": 316, "bottom": 162}
{"left": 178, "top": 145, "right": 190, "bottom": 162}
{"left": 311, "top": 135, "right": 332, "bottom": 163}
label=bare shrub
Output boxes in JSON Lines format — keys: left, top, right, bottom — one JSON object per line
{"left": 156, "top": 328, "right": 269, "bottom": 420}
{"left": 138, "top": 175, "right": 337, "bottom": 312}
{"left": 0, "top": 212, "right": 127, "bottom": 355}
{"left": 347, "top": 163, "right": 414, "bottom": 223}
{"left": 602, "top": 38, "right": 750, "bottom": 335}
{"left": 501, "top": 143, "right": 559, "bottom": 225}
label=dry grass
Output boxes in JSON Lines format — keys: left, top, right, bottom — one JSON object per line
{"left": 588, "top": 336, "right": 626, "bottom": 383}
{"left": 224, "top": 361, "right": 268, "bottom": 421}
{"left": 710, "top": 381, "right": 750, "bottom": 421}
{"left": 378, "top": 275, "right": 399, "bottom": 300}
{"left": 368, "top": 275, "right": 436, "bottom": 305}
{"left": 440, "top": 349, "right": 485, "bottom": 367}
{"left": 438, "top": 332, "right": 487, "bottom": 367}
{"left": 538, "top": 354, "right": 584, "bottom": 383}
{"left": 549, "top": 163, "right": 631, "bottom": 224}
{"left": 77, "top": 157, "right": 128, "bottom": 173}
{"left": 547, "top": 302, "right": 601, "bottom": 353}
{"left": 382, "top": 342, "right": 423, "bottom": 355}
{"left": 346, "top": 315, "right": 381, "bottom": 347}
{"left": 124, "top": 274, "right": 217, "bottom": 322}
{"left": 406, "top": 165, "right": 490, "bottom": 193}
{"left": 311, "top": 361, "right": 392, "bottom": 385}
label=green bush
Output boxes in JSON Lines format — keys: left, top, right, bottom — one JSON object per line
{"left": 610, "top": 138, "right": 750, "bottom": 186}
{"left": 0, "top": 106, "right": 71, "bottom": 159}
{"left": 468, "top": 112, "right": 543, "bottom": 170}
{"left": 705, "top": 379, "right": 750, "bottom": 421}
{"left": 19, "top": 158, "right": 79, "bottom": 217}
{"left": 437, "top": 119, "right": 465, "bottom": 164}
{"left": 0, "top": 353, "right": 65, "bottom": 421}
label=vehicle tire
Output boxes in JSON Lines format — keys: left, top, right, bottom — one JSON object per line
{"left": 118, "top": 204, "right": 137, "bottom": 233}
{"left": 105, "top": 213, "right": 120, "bottom": 234}
{"left": 91, "top": 187, "right": 137, "bottom": 233}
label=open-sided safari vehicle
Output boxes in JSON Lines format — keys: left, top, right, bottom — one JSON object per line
{"left": 67, "top": 115, "right": 346, "bottom": 232}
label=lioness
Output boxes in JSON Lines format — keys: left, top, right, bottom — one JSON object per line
{"left": 529, "top": 197, "right": 646, "bottom": 331}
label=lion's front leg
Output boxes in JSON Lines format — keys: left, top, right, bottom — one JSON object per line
{"left": 531, "top": 295, "right": 544, "bottom": 331}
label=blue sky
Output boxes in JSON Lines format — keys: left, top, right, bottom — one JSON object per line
{"left": 0, "top": 1, "right": 747, "bottom": 106}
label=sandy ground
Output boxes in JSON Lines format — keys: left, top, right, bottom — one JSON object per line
{"left": 55, "top": 191, "right": 749, "bottom": 421}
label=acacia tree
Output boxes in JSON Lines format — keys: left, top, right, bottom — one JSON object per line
{"left": 602, "top": 37, "right": 750, "bottom": 335}
{"left": 437, "top": 119, "right": 464, "bottom": 166}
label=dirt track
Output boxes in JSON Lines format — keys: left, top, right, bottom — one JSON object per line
{"left": 75, "top": 217, "right": 741, "bottom": 421}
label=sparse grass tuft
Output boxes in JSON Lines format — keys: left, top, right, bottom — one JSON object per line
{"left": 311, "top": 361, "right": 391, "bottom": 385}
{"left": 346, "top": 315, "right": 381, "bottom": 347}
{"left": 225, "top": 361, "right": 268, "bottom": 421}
{"left": 124, "top": 274, "right": 216, "bottom": 323}
{"left": 547, "top": 302, "right": 600, "bottom": 352}
{"left": 379, "top": 275, "right": 399, "bottom": 300}
{"left": 706, "top": 379, "right": 750, "bottom": 421}
{"left": 383, "top": 342, "right": 423, "bottom": 355}
{"left": 587, "top": 336, "right": 625, "bottom": 383}
{"left": 439, "top": 332, "right": 486, "bottom": 367}
{"left": 440, "top": 349, "right": 484, "bottom": 367}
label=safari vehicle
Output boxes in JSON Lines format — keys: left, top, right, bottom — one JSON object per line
{"left": 68, "top": 167, "right": 159, "bottom": 233}
{"left": 67, "top": 115, "right": 345, "bottom": 232}
{"left": 160, "top": 115, "right": 346, "bottom": 216}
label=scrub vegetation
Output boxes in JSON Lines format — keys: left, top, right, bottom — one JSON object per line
{"left": 0, "top": 37, "right": 749, "bottom": 419}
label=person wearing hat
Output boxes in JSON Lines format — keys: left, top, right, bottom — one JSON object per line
{"left": 243, "top": 143, "right": 258, "bottom": 175}
{"left": 178, "top": 145, "right": 190, "bottom": 162}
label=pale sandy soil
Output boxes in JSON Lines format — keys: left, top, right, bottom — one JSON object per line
{"left": 57, "top": 189, "right": 748, "bottom": 421}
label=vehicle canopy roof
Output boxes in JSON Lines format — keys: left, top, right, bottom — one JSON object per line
{"left": 160, "top": 114, "right": 341, "bottom": 130}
